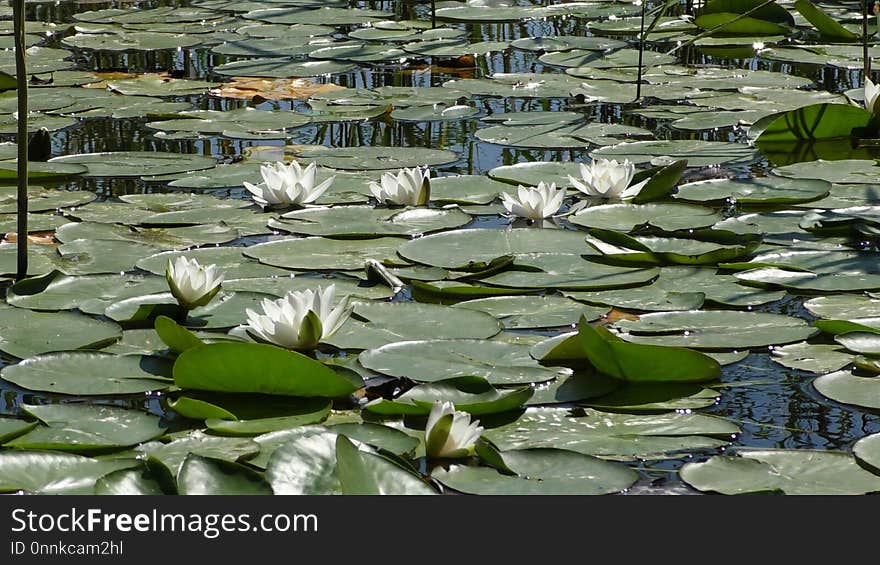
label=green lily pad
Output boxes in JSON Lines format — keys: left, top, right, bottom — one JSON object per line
{"left": 586, "top": 229, "right": 761, "bottom": 266}
{"left": 488, "top": 161, "right": 584, "bottom": 188}
{"left": 49, "top": 151, "right": 217, "bottom": 177}
{"left": 773, "top": 159, "right": 880, "bottom": 184}
{"left": 251, "top": 423, "right": 419, "bottom": 469}
{"left": 454, "top": 295, "right": 609, "bottom": 329}
{"left": 0, "top": 305, "right": 121, "bottom": 359}
{"left": 674, "top": 176, "right": 830, "bottom": 205}
{"left": 6, "top": 403, "right": 166, "bottom": 452}
{"left": 770, "top": 342, "right": 853, "bottom": 373}
{"left": 265, "top": 429, "right": 344, "bottom": 494}
{"left": 483, "top": 407, "right": 738, "bottom": 459}
{"left": 835, "top": 332, "right": 880, "bottom": 355}
{"left": 0, "top": 418, "right": 37, "bottom": 443}
{"left": 590, "top": 140, "right": 759, "bottom": 167}
{"left": 585, "top": 383, "right": 720, "bottom": 412}
{"left": 0, "top": 451, "right": 137, "bottom": 494}
{"left": 570, "top": 203, "right": 722, "bottom": 232}
{"left": 813, "top": 369, "right": 880, "bottom": 410}
{"left": 527, "top": 372, "right": 621, "bottom": 405}
{"left": 327, "top": 300, "right": 501, "bottom": 350}
{"left": 433, "top": 447, "right": 638, "bottom": 495}
{"left": 578, "top": 321, "right": 722, "bottom": 383}
{"left": 174, "top": 342, "right": 361, "bottom": 397}
{"left": 272, "top": 205, "right": 472, "bottom": 238}
{"left": 177, "top": 454, "right": 273, "bottom": 495}
{"left": 804, "top": 294, "right": 880, "bottom": 320}
{"left": 430, "top": 175, "right": 517, "bottom": 205}
{"left": 398, "top": 228, "right": 590, "bottom": 270}
{"left": 94, "top": 466, "right": 170, "bottom": 495}
{"left": 7, "top": 271, "right": 168, "bottom": 314}
{"left": 335, "top": 435, "right": 435, "bottom": 495}
{"left": 359, "top": 339, "right": 569, "bottom": 385}
{"left": 853, "top": 433, "right": 880, "bottom": 474}
{"left": 364, "top": 376, "right": 533, "bottom": 417}
{"left": 245, "top": 236, "right": 403, "bottom": 271}
{"left": 148, "top": 108, "right": 310, "bottom": 137}
{"left": 62, "top": 31, "right": 205, "bottom": 51}
{"left": 137, "top": 248, "right": 288, "bottom": 281}
{"left": 680, "top": 449, "right": 880, "bottom": 494}
{"left": 0, "top": 187, "right": 95, "bottom": 214}
{"left": 223, "top": 276, "right": 392, "bottom": 300}
{"left": 1, "top": 352, "right": 172, "bottom": 396}
{"left": 137, "top": 430, "right": 260, "bottom": 476}
{"left": 107, "top": 75, "right": 219, "bottom": 96}
{"left": 613, "top": 310, "right": 819, "bottom": 349}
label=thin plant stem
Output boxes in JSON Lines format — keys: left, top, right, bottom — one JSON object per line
{"left": 13, "top": 0, "right": 27, "bottom": 281}
{"left": 636, "top": 0, "right": 648, "bottom": 101}
{"left": 864, "top": 0, "right": 872, "bottom": 78}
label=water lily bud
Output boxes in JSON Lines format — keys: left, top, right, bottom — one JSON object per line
{"left": 568, "top": 158, "right": 648, "bottom": 200}
{"left": 166, "top": 256, "right": 225, "bottom": 310}
{"left": 244, "top": 284, "right": 352, "bottom": 351}
{"left": 243, "top": 161, "right": 334, "bottom": 208}
{"left": 369, "top": 165, "right": 431, "bottom": 206}
{"left": 865, "top": 78, "right": 880, "bottom": 118}
{"left": 424, "top": 400, "right": 484, "bottom": 459}
{"left": 500, "top": 181, "right": 565, "bottom": 221}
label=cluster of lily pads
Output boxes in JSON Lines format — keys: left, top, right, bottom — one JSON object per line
{"left": 1, "top": 0, "right": 880, "bottom": 495}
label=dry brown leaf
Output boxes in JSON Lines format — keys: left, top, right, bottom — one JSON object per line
{"left": 210, "top": 77, "right": 345, "bottom": 101}
{"left": 600, "top": 308, "right": 640, "bottom": 325}
{"left": 4, "top": 231, "right": 58, "bottom": 245}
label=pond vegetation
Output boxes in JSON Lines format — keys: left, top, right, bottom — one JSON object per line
{"left": 1, "top": 0, "right": 880, "bottom": 495}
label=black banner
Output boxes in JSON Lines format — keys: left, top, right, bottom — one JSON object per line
{"left": 0, "top": 495, "right": 874, "bottom": 563}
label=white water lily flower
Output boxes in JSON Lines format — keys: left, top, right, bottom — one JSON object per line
{"left": 244, "top": 284, "right": 352, "bottom": 351}
{"left": 752, "top": 41, "right": 765, "bottom": 52}
{"left": 865, "top": 78, "right": 880, "bottom": 116}
{"left": 166, "top": 256, "right": 224, "bottom": 310}
{"left": 568, "top": 158, "right": 648, "bottom": 200}
{"left": 501, "top": 181, "right": 565, "bottom": 221}
{"left": 424, "top": 400, "right": 483, "bottom": 459}
{"left": 369, "top": 165, "right": 431, "bottom": 206}
{"left": 243, "top": 161, "right": 334, "bottom": 208}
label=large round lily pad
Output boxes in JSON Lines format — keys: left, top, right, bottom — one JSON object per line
{"left": 272, "top": 205, "right": 472, "bottom": 238}
{"left": 590, "top": 140, "right": 759, "bottom": 167}
{"left": 613, "top": 310, "right": 819, "bottom": 349}
{"left": 680, "top": 449, "right": 880, "bottom": 494}
{"left": 483, "top": 407, "right": 738, "bottom": 459}
{"left": 245, "top": 237, "right": 404, "bottom": 271}
{"left": 6, "top": 271, "right": 174, "bottom": 314}
{"left": 0, "top": 305, "right": 121, "bottom": 358}
{"left": 812, "top": 369, "right": 880, "bottom": 410}
{"left": 0, "top": 452, "right": 137, "bottom": 494}
{"left": 398, "top": 228, "right": 590, "bottom": 270}
{"left": 49, "top": 152, "right": 217, "bottom": 177}
{"left": 359, "top": 339, "right": 568, "bottom": 385}
{"left": 327, "top": 300, "right": 501, "bottom": 350}
{"left": 434, "top": 448, "right": 638, "bottom": 495}
{"left": 6, "top": 403, "right": 166, "bottom": 452}
{"left": 454, "top": 295, "right": 609, "bottom": 329}
{"left": 0, "top": 352, "right": 172, "bottom": 395}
